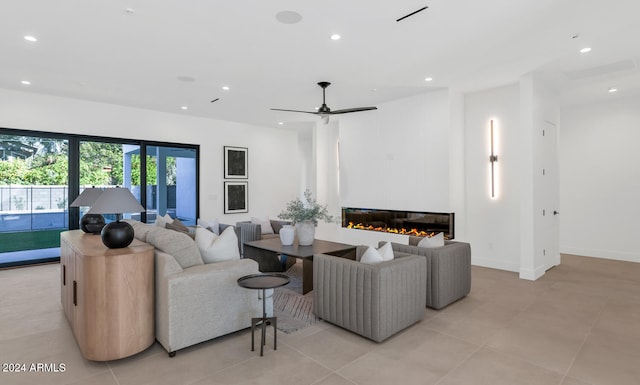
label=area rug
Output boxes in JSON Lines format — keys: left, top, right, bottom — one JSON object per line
{"left": 273, "top": 261, "right": 319, "bottom": 334}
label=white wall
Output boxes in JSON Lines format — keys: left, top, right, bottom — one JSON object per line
{"left": 559, "top": 96, "right": 640, "bottom": 263}
{"left": 0, "top": 88, "right": 302, "bottom": 224}
{"left": 315, "top": 90, "right": 454, "bottom": 247}
{"left": 338, "top": 90, "right": 452, "bottom": 211}
{"left": 464, "top": 84, "right": 522, "bottom": 272}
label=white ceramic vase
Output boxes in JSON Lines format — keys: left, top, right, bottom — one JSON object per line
{"left": 279, "top": 224, "right": 295, "bottom": 246}
{"left": 295, "top": 221, "right": 315, "bottom": 246}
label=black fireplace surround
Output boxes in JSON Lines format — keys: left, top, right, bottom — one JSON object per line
{"left": 342, "top": 207, "right": 455, "bottom": 239}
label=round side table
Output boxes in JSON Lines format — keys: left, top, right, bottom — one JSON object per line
{"left": 237, "top": 273, "right": 290, "bottom": 356}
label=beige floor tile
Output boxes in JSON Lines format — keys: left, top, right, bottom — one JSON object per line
{"left": 469, "top": 281, "right": 549, "bottom": 312}
{"left": 191, "top": 345, "right": 331, "bottom": 385}
{"left": 108, "top": 332, "right": 258, "bottom": 385}
{"left": 2, "top": 255, "right": 640, "bottom": 385}
{"left": 438, "top": 347, "right": 564, "bottom": 385}
{"left": 591, "top": 299, "right": 640, "bottom": 339}
{"left": 0, "top": 326, "right": 77, "bottom": 364}
{"left": 560, "top": 377, "right": 594, "bottom": 385}
{"left": 568, "top": 330, "right": 640, "bottom": 385}
{"left": 338, "top": 328, "right": 478, "bottom": 385}
{"left": 66, "top": 371, "right": 120, "bottom": 385}
{"left": 423, "top": 301, "right": 520, "bottom": 345}
{"left": 487, "top": 309, "right": 591, "bottom": 374}
{"left": 0, "top": 349, "right": 109, "bottom": 385}
{"left": 283, "top": 326, "right": 377, "bottom": 371}
{"left": 312, "top": 373, "right": 356, "bottom": 385}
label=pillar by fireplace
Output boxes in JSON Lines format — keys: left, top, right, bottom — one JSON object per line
{"left": 342, "top": 207, "right": 455, "bottom": 239}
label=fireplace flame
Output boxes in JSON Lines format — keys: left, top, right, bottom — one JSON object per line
{"left": 347, "top": 222, "right": 443, "bottom": 238}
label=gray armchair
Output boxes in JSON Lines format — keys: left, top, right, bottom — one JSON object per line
{"left": 313, "top": 247, "right": 427, "bottom": 342}
{"left": 236, "top": 219, "right": 293, "bottom": 271}
{"left": 382, "top": 237, "right": 471, "bottom": 309}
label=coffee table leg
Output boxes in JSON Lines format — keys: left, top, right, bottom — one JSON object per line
{"left": 302, "top": 258, "right": 313, "bottom": 294}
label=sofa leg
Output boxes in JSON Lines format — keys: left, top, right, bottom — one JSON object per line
{"left": 168, "top": 351, "right": 176, "bottom": 358}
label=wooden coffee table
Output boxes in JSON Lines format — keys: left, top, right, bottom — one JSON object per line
{"left": 243, "top": 238, "right": 356, "bottom": 294}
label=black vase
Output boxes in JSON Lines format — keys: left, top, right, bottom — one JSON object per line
{"left": 80, "top": 214, "right": 106, "bottom": 234}
{"left": 100, "top": 220, "right": 134, "bottom": 248}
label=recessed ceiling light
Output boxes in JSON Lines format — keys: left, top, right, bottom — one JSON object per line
{"left": 181, "top": 106, "right": 188, "bottom": 110}
{"left": 24, "top": 35, "right": 37, "bottom": 42}
{"left": 580, "top": 47, "right": 592, "bottom": 53}
{"left": 608, "top": 87, "right": 618, "bottom": 93}
{"left": 222, "top": 86, "right": 230, "bottom": 91}
{"left": 278, "top": 122, "right": 284, "bottom": 125}
{"left": 424, "top": 77, "right": 433, "bottom": 82}
{"left": 331, "top": 34, "right": 341, "bottom": 40}
{"left": 275, "top": 10, "right": 303, "bottom": 24}
{"left": 21, "top": 80, "right": 31, "bottom": 85}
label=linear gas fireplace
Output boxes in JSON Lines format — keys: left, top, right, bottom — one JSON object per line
{"left": 342, "top": 208, "right": 455, "bottom": 239}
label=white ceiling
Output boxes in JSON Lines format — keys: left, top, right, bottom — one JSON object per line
{"left": 1, "top": 0, "right": 639, "bottom": 128}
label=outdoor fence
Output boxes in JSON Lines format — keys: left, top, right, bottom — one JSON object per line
{"left": 0, "top": 186, "right": 68, "bottom": 232}
{"left": 0, "top": 185, "right": 177, "bottom": 233}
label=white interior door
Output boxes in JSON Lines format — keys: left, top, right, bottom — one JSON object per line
{"left": 542, "top": 120, "right": 560, "bottom": 269}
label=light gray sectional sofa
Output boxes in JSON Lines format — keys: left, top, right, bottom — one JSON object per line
{"left": 313, "top": 246, "right": 427, "bottom": 342}
{"left": 381, "top": 236, "right": 471, "bottom": 309}
{"left": 126, "top": 220, "right": 271, "bottom": 356}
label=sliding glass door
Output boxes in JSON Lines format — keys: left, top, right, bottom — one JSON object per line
{"left": 1, "top": 128, "right": 199, "bottom": 268}
{"left": 79, "top": 141, "right": 141, "bottom": 223}
{"left": 145, "top": 145, "right": 197, "bottom": 225}
{"left": 0, "top": 133, "right": 68, "bottom": 267}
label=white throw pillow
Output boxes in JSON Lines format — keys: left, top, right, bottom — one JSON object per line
{"left": 360, "top": 246, "right": 384, "bottom": 264}
{"left": 251, "top": 216, "right": 274, "bottom": 235}
{"left": 360, "top": 243, "right": 395, "bottom": 265}
{"left": 417, "top": 232, "right": 445, "bottom": 248}
{"left": 196, "top": 226, "right": 240, "bottom": 263}
{"left": 155, "top": 213, "right": 174, "bottom": 228}
{"left": 197, "top": 218, "right": 220, "bottom": 235}
{"left": 378, "top": 242, "right": 395, "bottom": 261}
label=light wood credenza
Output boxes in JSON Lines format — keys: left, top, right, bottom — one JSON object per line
{"left": 60, "top": 230, "right": 155, "bottom": 361}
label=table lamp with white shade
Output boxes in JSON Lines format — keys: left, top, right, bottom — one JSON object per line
{"left": 69, "top": 187, "right": 105, "bottom": 234}
{"left": 87, "top": 187, "right": 145, "bottom": 248}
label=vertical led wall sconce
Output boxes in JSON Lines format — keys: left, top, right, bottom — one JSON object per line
{"left": 489, "top": 119, "right": 499, "bottom": 199}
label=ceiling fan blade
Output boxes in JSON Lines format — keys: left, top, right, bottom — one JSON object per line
{"left": 271, "top": 82, "right": 378, "bottom": 120}
{"left": 270, "top": 108, "right": 319, "bottom": 115}
{"left": 329, "top": 106, "right": 378, "bottom": 115}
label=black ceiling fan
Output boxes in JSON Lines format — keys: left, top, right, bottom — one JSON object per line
{"left": 271, "top": 82, "right": 377, "bottom": 123}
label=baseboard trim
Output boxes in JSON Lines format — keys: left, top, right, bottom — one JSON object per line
{"left": 560, "top": 246, "right": 640, "bottom": 264}
{"left": 519, "top": 264, "right": 546, "bottom": 281}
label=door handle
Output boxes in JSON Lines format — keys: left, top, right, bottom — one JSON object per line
{"left": 553, "top": 211, "right": 559, "bottom": 215}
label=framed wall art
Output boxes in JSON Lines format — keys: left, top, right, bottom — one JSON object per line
{"left": 224, "top": 181, "right": 248, "bottom": 214}
{"left": 224, "top": 146, "right": 248, "bottom": 179}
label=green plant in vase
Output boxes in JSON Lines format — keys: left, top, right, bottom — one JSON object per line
{"left": 278, "top": 189, "right": 335, "bottom": 245}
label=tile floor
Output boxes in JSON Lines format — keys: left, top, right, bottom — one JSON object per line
{"left": 1, "top": 254, "right": 639, "bottom": 385}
